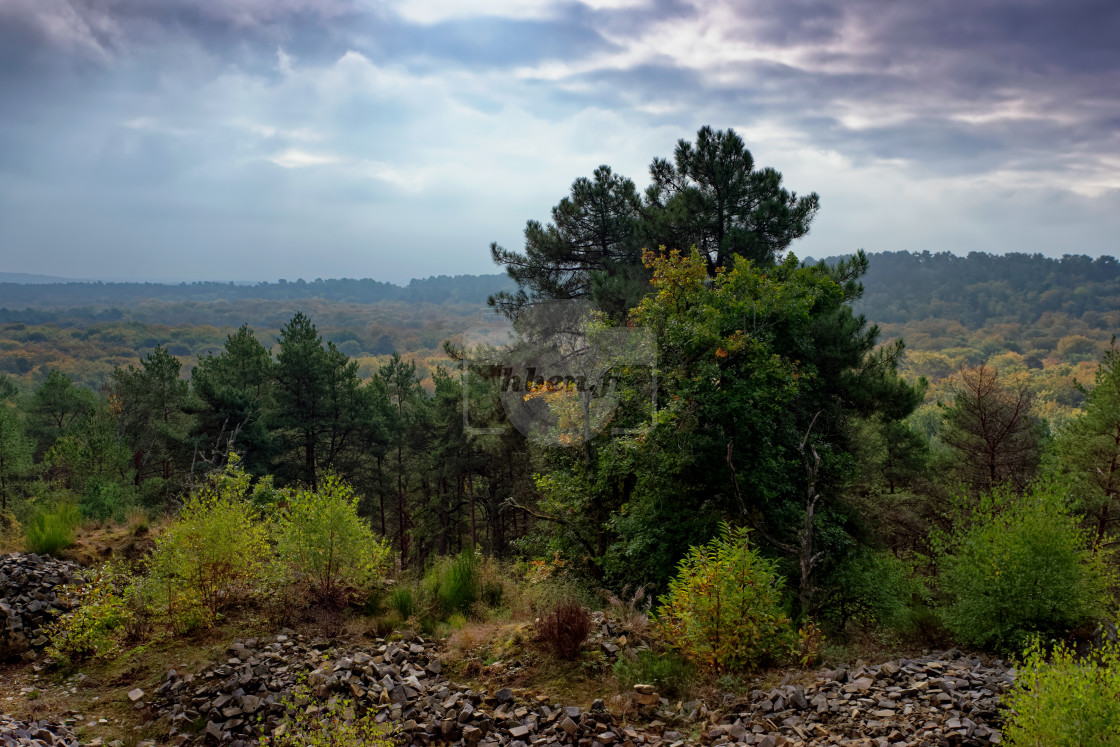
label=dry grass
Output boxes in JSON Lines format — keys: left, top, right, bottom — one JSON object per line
{"left": 597, "top": 585, "right": 652, "bottom": 636}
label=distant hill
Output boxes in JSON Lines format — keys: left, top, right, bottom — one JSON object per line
{"left": 0, "top": 273, "right": 517, "bottom": 310}
{"left": 3, "top": 252, "right": 1118, "bottom": 332}
{"left": 0, "top": 272, "right": 76, "bottom": 284}
{"left": 811, "top": 251, "right": 1120, "bottom": 330}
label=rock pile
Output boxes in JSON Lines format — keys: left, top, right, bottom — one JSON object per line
{"left": 154, "top": 631, "right": 1012, "bottom": 747}
{"left": 695, "top": 649, "right": 1012, "bottom": 746}
{"left": 0, "top": 552, "right": 84, "bottom": 661}
{"left": 0, "top": 714, "right": 83, "bottom": 747}
{"left": 153, "top": 632, "right": 671, "bottom": 746}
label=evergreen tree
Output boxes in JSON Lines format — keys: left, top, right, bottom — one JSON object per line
{"left": 377, "top": 353, "right": 427, "bottom": 566}
{"left": 489, "top": 166, "right": 646, "bottom": 320}
{"left": 27, "top": 370, "right": 96, "bottom": 458}
{"left": 190, "top": 325, "right": 276, "bottom": 475}
{"left": 111, "top": 345, "right": 194, "bottom": 490}
{"left": 273, "top": 312, "right": 367, "bottom": 488}
{"left": 646, "top": 126, "right": 820, "bottom": 272}
{"left": 1053, "top": 342, "right": 1120, "bottom": 547}
{"left": 527, "top": 249, "right": 924, "bottom": 600}
{"left": 490, "top": 126, "right": 820, "bottom": 320}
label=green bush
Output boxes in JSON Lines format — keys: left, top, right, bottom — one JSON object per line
{"left": 937, "top": 483, "right": 1110, "bottom": 651}
{"left": 45, "top": 562, "right": 149, "bottom": 664}
{"left": 79, "top": 479, "right": 135, "bottom": 523}
{"left": 24, "top": 504, "right": 79, "bottom": 555}
{"left": 613, "top": 649, "right": 694, "bottom": 698}
{"left": 820, "top": 549, "right": 926, "bottom": 633}
{"left": 654, "top": 522, "right": 794, "bottom": 672}
{"left": 1003, "top": 637, "right": 1120, "bottom": 746}
{"left": 273, "top": 475, "right": 391, "bottom": 601}
{"left": 264, "top": 677, "right": 394, "bottom": 746}
{"left": 149, "top": 464, "right": 271, "bottom": 624}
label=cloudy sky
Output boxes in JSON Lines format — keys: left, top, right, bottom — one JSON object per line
{"left": 1, "top": 0, "right": 1118, "bottom": 283}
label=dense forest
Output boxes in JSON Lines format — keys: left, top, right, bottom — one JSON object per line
{"left": 2, "top": 126, "right": 1119, "bottom": 745}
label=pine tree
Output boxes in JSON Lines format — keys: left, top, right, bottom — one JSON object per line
{"left": 1055, "top": 342, "right": 1120, "bottom": 547}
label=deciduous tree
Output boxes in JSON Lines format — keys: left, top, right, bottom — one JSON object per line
{"left": 939, "top": 364, "right": 1042, "bottom": 491}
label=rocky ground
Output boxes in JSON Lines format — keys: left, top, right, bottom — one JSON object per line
{"left": 1, "top": 553, "right": 84, "bottom": 662}
{"left": 1, "top": 551, "right": 1015, "bottom": 746}
{"left": 0, "top": 713, "right": 84, "bottom": 747}
{"left": 145, "top": 631, "right": 1012, "bottom": 746}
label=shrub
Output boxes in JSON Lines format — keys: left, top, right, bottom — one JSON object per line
{"left": 612, "top": 649, "right": 694, "bottom": 698}
{"left": 274, "top": 475, "right": 391, "bottom": 602}
{"left": 80, "top": 479, "right": 135, "bottom": 523}
{"left": 45, "top": 562, "right": 150, "bottom": 664}
{"left": 24, "top": 504, "right": 79, "bottom": 556}
{"left": 1003, "top": 637, "right": 1120, "bottom": 746}
{"left": 937, "top": 483, "right": 1110, "bottom": 651}
{"left": 477, "top": 554, "right": 507, "bottom": 608}
{"left": 654, "top": 522, "right": 793, "bottom": 672}
{"left": 535, "top": 601, "right": 592, "bottom": 660}
{"left": 0, "top": 510, "right": 21, "bottom": 542}
{"left": 263, "top": 678, "right": 394, "bottom": 746}
{"left": 148, "top": 464, "right": 271, "bottom": 623}
{"left": 389, "top": 586, "right": 415, "bottom": 619}
{"left": 820, "top": 549, "right": 925, "bottom": 633}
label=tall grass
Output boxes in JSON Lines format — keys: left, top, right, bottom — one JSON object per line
{"left": 427, "top": 550, "right": 481, "bottom": 616}
{"left": 389, "top": 586, "right": 415, "bottom": 619}
{"left": 24, "top": 504, "right": 80, "bottom": 556}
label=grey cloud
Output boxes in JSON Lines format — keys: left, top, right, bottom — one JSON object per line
{"left": 0, "top": 0, "right": 1117, "bottom": 282}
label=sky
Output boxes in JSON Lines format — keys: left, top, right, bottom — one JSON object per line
{"left": 0, "top": 0, "right": 1118, "bottom": 284}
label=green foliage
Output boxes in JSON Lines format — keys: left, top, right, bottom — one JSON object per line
{"left": 1003, "top": 637, "right": 1120, "bottom": 746}
{"left": 79, "top": 478, "right": 136, "bottom": 523}
{"left": 388, "top": 586, "right": 416, "bottom": 620}
{"left": 489, "top": 125, "right": 820, "bottom": 319}
{"left": 819, "top": 549, "right": 926, "bottom": 633}
{"left": 24, "top": 503, "right": 79, "bottom": 555}
{"left": 1051, "top": 341, "right": 1120, "bottom": 547}
{"left": 148, "top": 462, "right": 271, "bottom": 623}
{"left": 273, "top": 313, "right": 368, "bottom": 487}
{"left": 655, "top": 523, "right": 794, "bottom": 672}
{"left": 936, "top": 483, "right": 1110, "bottom": 651}
{"left": 646, "top": 125, "right": 820, "bottom": 269}
{"left": 488, "top": 165, "right": 646, "bottom": 320}
{"left": 0, "top": 402, "right": 33, "bottom": 512}
{"left": 612, "top": 649, "right": 694, "bottom": 698}
{"left": 606, "top": 247, "right": 920, "bottom": 588}
{"left": 111, "top": 344, "right": 194, "bottom": 495}
{"left": 190, "top": 324, "right": 277, "bottom": 476}
{"left": 27, "top": 369, "right": 96, "bottom": 455}
{"left": 261, "top": 678, "right": 395, "bottom": 747}
{"left": 45, "top": 562, "right": 150, "bottom": 664}
{"left": 424, "top": 550, "right": 481, "bottom": 616}
{"left": 273, "top": 474, "right": 391, "bottom": 599}
{"left": 45, "top": 398, "right": 133, "bottom": 496}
